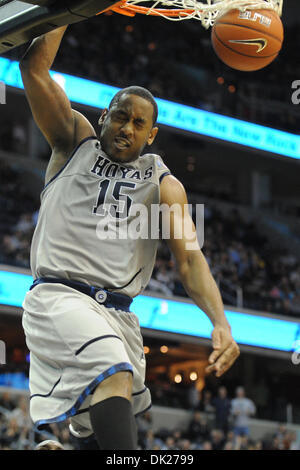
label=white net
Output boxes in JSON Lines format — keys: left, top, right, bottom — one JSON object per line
{"left": 122, "top": 0, "right": 283, "bottom": 27}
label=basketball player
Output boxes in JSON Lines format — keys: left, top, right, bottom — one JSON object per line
{"left": 20, "top": 25, "right": 240, "bottom": 450}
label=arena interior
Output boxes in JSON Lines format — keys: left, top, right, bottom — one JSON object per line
{"left": 0, "top": 0, "right": 300, "bottom": 451}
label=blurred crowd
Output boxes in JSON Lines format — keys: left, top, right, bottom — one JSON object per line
{"left": 1, "top": 159, "right": 299, "bottom": 317}
{"left": 0, "top": 160, "right": 38, "bottom": 268}
{"left": 0, "top": 121, "right": 28, "bottom": 155}
{"left": 137, "top": 407, "right": 300, "bottom": 451}
{"left": 0, "top": 387, "right": 299, "bottom": 450}
{"left": 148, "top": 205, "right": 300, "bottom": 317}
{"left": 5, "top": 13, "right": 300, "bottom": 134}
{"left": 0, "top": 391, "right": 73, "bottom": 450}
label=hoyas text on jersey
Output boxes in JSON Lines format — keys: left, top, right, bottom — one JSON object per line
{"left": 90, "top": 155, "right": 153, "bottom": 181}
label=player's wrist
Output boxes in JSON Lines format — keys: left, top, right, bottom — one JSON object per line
{"left": 213, "top": 319, "right": 231, "bottom": 331}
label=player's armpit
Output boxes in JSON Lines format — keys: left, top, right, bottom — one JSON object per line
{"left": 44, "top": 110, "right": 96, "bottom": 185}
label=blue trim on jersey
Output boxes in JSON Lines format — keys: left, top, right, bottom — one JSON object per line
{"left": 34, "top": 362, "right": 133, "bottom": 430}
{"left": 43, "top": 136, "right": 98, "bottom": 190}
{"left": 60, "top": 387, "right": 150, "bottom": 418}
{"left": 159, "top": 171, "right": 171, "bottom": 183}
{"left": 132, "top": 387, "right": 147, "bottom": 397}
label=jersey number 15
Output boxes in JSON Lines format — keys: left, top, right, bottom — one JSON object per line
{"left": 93, "top": 179, "right": 136, "bottom": 219}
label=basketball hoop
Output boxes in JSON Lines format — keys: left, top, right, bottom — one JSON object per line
{"left": 104, "top": 0, "right": 283, "bottom": 27}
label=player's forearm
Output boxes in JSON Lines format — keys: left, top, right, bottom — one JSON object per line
{"left": 19, "top": 26, "right": 68, "bottom": 72}
{"left": 179, "top": 250, "right": 230, "bottom": 329}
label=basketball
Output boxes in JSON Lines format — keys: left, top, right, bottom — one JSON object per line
{"left": 211, "top": 8, "right": 284, "bottom": 72}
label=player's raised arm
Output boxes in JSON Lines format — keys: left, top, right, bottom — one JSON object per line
{"left": 19, "top": 26, "right": 77, "bottom": 151}
{"left": 160, "top": 174, "right": 240, "bottom": 377}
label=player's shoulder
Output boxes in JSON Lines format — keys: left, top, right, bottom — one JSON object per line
{"left": 51, "top": 109, "right": 96, "bottom": 157}
{"left": 141, "top": 152, "right": 164, "bottom": 164}
{"left": 141, "top": 152, "right": 171, "bottom": 176}
{"left": 72, "top": 109, "right": 96, "bottom": 143}
{"left": 45, "top": 110, "right": 96, "bottom": 186}
{"left": 160, "top": 173, "right": 187, "bottom": 205}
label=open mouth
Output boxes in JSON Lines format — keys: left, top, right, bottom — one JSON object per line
{"left": 114, "top": 137, "right": 130, "bottom": 149}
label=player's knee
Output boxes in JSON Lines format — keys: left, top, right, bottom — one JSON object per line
{"left": 91, "top": 370, "right": 133, "bottom": 405}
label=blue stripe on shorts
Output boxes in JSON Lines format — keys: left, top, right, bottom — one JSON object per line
{"left": 34, "top": 362, "right": 133, "bottom": 430}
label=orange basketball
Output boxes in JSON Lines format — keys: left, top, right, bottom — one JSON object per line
{"left": 211, "top": 9, "right": 284, "bottom": 72}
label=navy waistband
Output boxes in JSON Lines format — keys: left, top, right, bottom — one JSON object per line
{"left": 30, "top": 277, "right": 133, "bottom": 312}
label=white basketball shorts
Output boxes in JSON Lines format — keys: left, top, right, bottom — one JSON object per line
{"left": 22, "top": 283, "right": 151, "bottom": 437}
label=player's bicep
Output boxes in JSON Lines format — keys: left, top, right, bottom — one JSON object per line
{"left": 166, "top": 211, "right": 200, "bottom": 267}
{"left": 20, "top": 67, "right": 75, "bottom": 150}
{"left": 160, "top": 175, "right": 200, "bottom": 264}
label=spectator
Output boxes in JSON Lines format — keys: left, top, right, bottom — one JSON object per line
{"left": 178, "top": 438, "right": 193, "bottom": 450}
{"left": 252, "top": 378, "right": 269, "bottom": 419}
{"left": 269, "top": 435, "right": 282, "bottom": 450}
{"left": 201, "top": 440, "right": 213, "bottom": 450}
{"left": 210, "top": 429, "right": 225, "bottom": 450}
{"left": 212, "top": 385, "right": 231, "bottom": 435}
{"left": 14, "top": 213, "right": 34, "bottom": 234}
{"left": 272, "top": 423, "right": 287, "bottom": 447}
{"left": 0, "top": 392, "right": 15, "bottom": 413}
{"left": 143, "top": 429, "right": 162, "bottom": 450}
{"left": 223, "top": 440, "right": 234, "bottom": 450}
{"left": 11, "top": 122, "right": 27, "bottom": 155}
{"left": 254, "top": 440, "right": 263, "bottom": 450}
{"left": 288, "top": 431, "right": 300, "bottom": 450}
{"left": 226, "top": 430, "right": 236, "bottom": 444}
{"left": 200, "top": 389, "right": 215, "bottom": 422}
{"left": 137, "top": 411, "right": 153, "bottom": 447}
{"left": 235, "top": 434, "right": 249, "bottom": 450}
{"left": 187, "top": 383, "right": 201, "bottom": 410}
{"left": 162, "top": 436, "right": 178, "bottom": 450}
{"left": 187, "top": 411, "right": 210, "bottom": 444}
{"left": 231, "top": 386, "right": 256, "bottom": 437}
{"left": 10, "top": 396, "right": 31, "bottom": 429}
{"left": 172, "top": 429, "right": 183, "bottom": 448}
{"left": 0, "top": 417, "right": 21, "bottom": 450}
{"left": 137, "top": 410, "right": 152, "bottom": 432}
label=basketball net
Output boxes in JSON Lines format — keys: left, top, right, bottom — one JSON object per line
{"left": 106, "top": 0, "right": 283, "bottom": 27}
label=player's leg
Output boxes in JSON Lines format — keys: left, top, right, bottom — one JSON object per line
{"left": 89, "top": 370, "right": 138, "bottom": 450}
{"left": 23, "top": 284, "right": 149, "bottom": 450}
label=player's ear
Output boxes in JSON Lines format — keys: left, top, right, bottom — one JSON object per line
{"left": 98, "top": 108, "right": 108, "bottom": 125}
{"left": 147, "top": 127, "right": 158, "bottom": 146}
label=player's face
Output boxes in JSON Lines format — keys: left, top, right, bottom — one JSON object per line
{"left": 99, "top": 94, "right": 158, "bottom": 163}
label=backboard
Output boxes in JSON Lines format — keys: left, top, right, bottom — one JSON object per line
{"left": 0, "top": 0, "right": 117, "bottom": 54}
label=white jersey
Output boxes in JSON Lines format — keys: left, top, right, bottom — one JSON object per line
{"left": 30, "top": 136, "right": 171, "bottom": 298}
